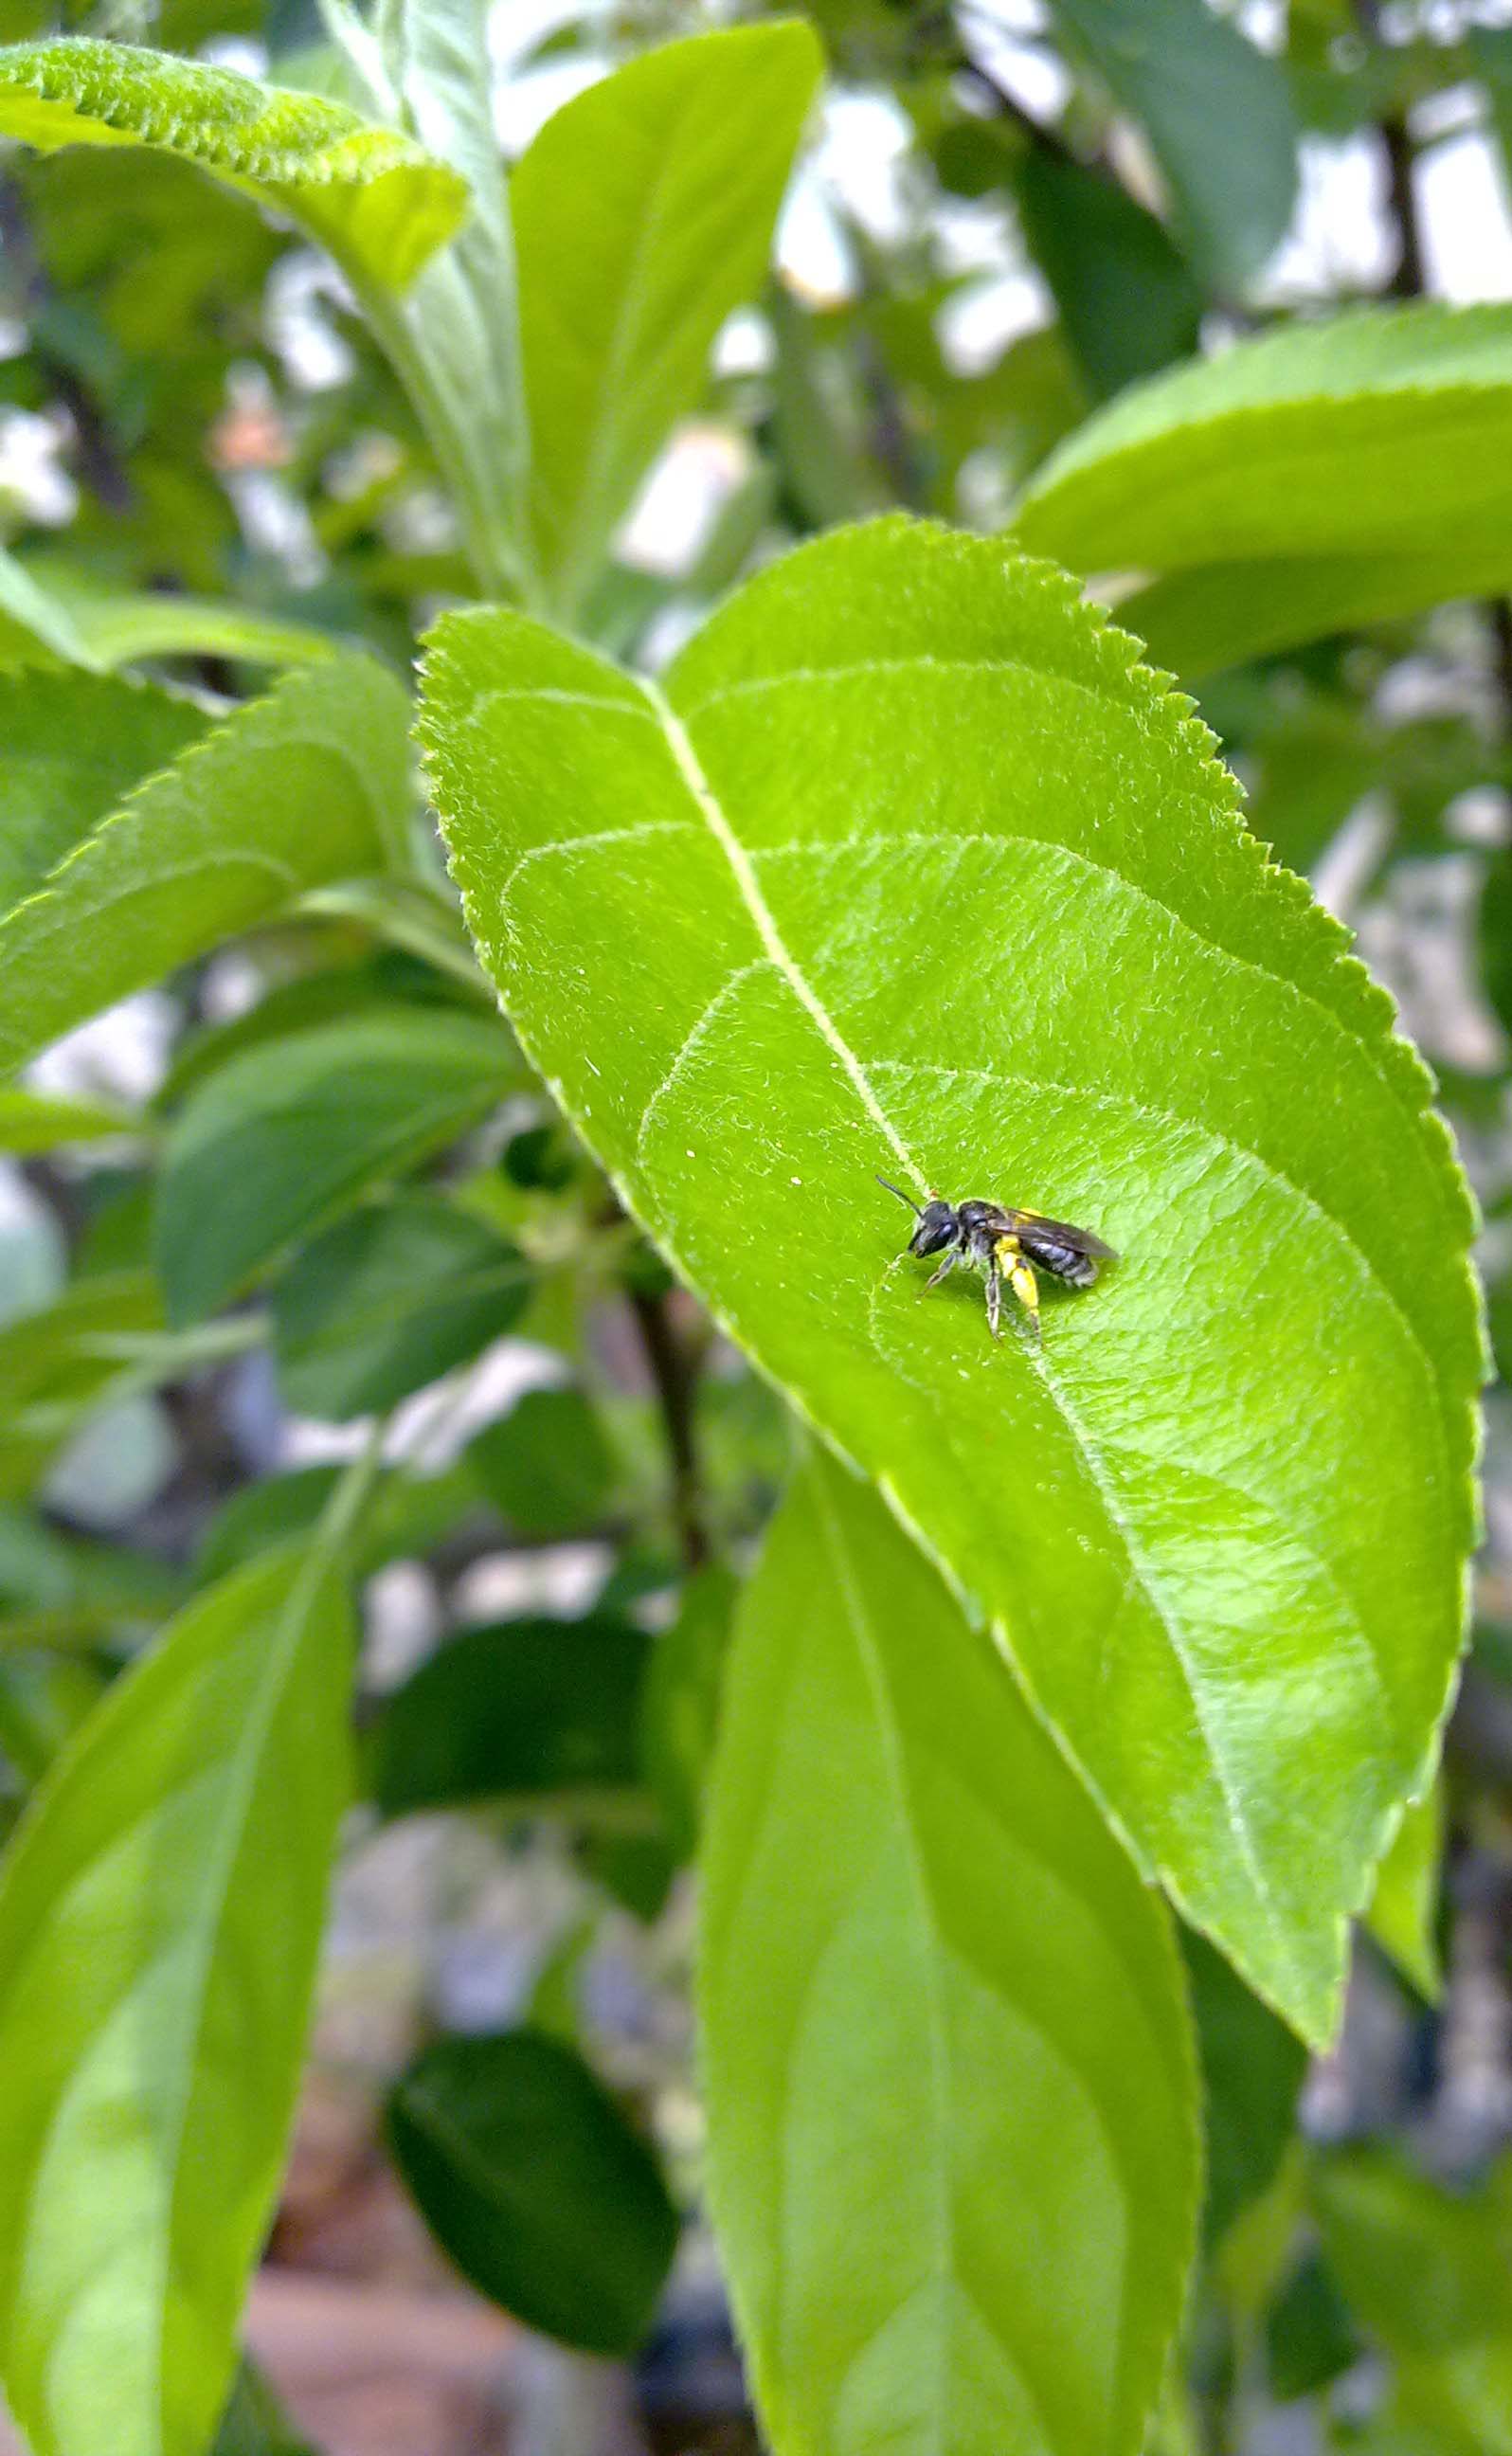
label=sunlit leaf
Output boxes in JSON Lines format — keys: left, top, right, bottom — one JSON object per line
{"left": 421, "top": 515, "right": 1480, "bottom": 2043}
{"left": 1017, "top": 303, "right": 1512, "bottom": 672}
{"left": 513, "top": 22, "right": 822, "bottom": 615}
{"left": 700, "top": 1450, "right": 1198, "bottom": 2456}
{"left": 0, "top": 37, "right": 467, "bottom": 291}
{"left": 0, "top": 654, "right": 415, "bottom": 1075}
{"left": 0, "top": 1542, "right": 354, "bottom": 2456}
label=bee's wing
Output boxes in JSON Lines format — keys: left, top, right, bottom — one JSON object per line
{"left": 1003, "top": 1208, "right": 1117, "bottom": 1261}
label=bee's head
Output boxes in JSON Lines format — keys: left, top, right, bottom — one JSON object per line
{"left": 909, "top": 1199, "right": 959, "bottom": 1258}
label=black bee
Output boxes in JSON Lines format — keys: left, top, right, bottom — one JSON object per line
{"left": 878, "top": 1178, "right": 1116, "bottom": 1341}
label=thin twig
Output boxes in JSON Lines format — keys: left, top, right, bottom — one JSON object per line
{"left": 626, "top": 1285, "right": 708, "bottom": 1571}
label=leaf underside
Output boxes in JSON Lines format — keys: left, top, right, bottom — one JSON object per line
{"left": 700, "top": 1449, "right": 1199, "bottom": 2456}
{"left": 0, "top": 38, "right": 467, "bottom": 290}
{"left": 421, "top": 516, "right": 1480, "bottom": 2042}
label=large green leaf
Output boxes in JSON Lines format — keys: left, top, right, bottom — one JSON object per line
{"left": 1047, "top": 0, "right": 1297, "bottom": 297}
{"left": 1016, "top": 303, "right": 1512, "bottom": 672}
{"left": 0, "top": 37, "right": 466, "bottom": 292}
{"left": 0, "top": 655, "right": 414, "bottom": 1076}
{"left": 421, "top": 515, "right": 1480, "bottom": 2043}
{"left": 154, "top": 1011, "right": 515, "bottom": 1325}
{"left": 387, "top": 2027, "right": 678, "bottom": 2355}
{"left": 513, "top": 22, "right": 823, "bottom": 616}
{"left": 0, "top": 1541, "right": 354, "bottom": 2456}
{"left": 700, "top": 1450, "right": 1198, "bottom": 2456}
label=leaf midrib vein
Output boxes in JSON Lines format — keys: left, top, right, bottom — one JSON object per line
{"left": 639, "top": 677, "right": 1296, "bottom": 1969}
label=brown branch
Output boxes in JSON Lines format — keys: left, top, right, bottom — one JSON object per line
{"left": 626, "top": 1286, "right": 708, "bottom": 1571}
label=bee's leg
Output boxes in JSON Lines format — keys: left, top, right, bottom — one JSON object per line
{"left": 923, "top": 1249, "right": 959, "bottom": 1294}
{"left": 985, "top": 1255, "right": 1003, "bottom": 1340}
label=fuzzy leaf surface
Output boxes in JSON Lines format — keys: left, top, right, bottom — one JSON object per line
{"left": 1016, "top": 303, "right": 1512, "bottom": 672}
{"left": 0, "top": 37, "right": 466, "bottom": 290}
{"left": 0, "top": 655, "right": 414, "bottom": 1075}
{"left": 0, "top": 1543, "right": 353, "bottom": 2456}
{"left": 700, "top": 1449, "right": 1198, "bottom": 2456}
{"left": 421, "top": 517, "right": 1480, "bottom": 2042}
{"left": 513, "top": 22, "right": 822, "bottom": 616}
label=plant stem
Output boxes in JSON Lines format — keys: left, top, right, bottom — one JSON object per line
{"left": 626, "top": 1286, "right": 708, "bottom": 1571}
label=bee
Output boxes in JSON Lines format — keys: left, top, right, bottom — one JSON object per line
{"left": 877, "top": 1178, "right": 1116, "bottom": 1342}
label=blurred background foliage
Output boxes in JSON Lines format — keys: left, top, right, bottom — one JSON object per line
{"left": 8, "top": 1, "right": 1512, "bottom": 2451}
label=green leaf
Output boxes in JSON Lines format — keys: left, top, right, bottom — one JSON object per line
{"left": 1181, "top": 1928, "right": 1305, "bottom": 2250}
{"left": 467, "top": 1386, "right": 616, "bottom": 1536}
{"left": 0, "top": 654, "right": 415, "bottom": 1076}
{"left": 420, "top": 515, "right": 1480, "bottom": 2044}
{"left": 699, "top": 1449, "right": 1198, "bottom": 2456}
{"left": 0, "top": 37, "right": 467, "bottom": 293}
{"left": 271, "top": 1196, "right": 531, "bottom": 1420}
{"left": 371, "top": 1613, "right": 651, "bottom": 1817}
{"left": 0, "top": 1541, "right": 354, "bottom": 2456}
{"left": 363, "top": 0, "right": 531, "bottom": 602}
{"left": 1312, "top": 2150, "right": 1512, "bottom": 2454}
{"left": 0, "top": 542, "right": 100, "bottom": 669}
{"left": 1365, "top": 1783, "right": 1442, "bottom": 1998}
{"left": 1047, "top": 0, "right": 1296, "bottom": 296}
{"left": 387, "top": 2027, "right": 678, "bottom": 2353}
{"left": 195, "top": 1459, "right": 478, "bottom": 1586}
{"left": 513, "top": 22, "right": 823, "bottom": 615}
{"left": 1016, "top": 303, "right": 1512, "bottom": 673}
{"left": 0, "top": 1087, "right": 140, "bottom": 1153}
{"left": 154, "top": 1010, "right": 513, "bottom": 1325}
{"left": 0, "top": 1270, "right": 164, "bottom": 1500}
{"left": 0, "top": 667, "right": 208, "bottom": 920}
{"left": 1014, "top": 147, "right": 1203, "bottom": 403}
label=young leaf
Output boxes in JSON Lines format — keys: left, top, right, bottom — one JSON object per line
{"left": 153, "top": 1010, "right": 514, "bottom": 1325}
{"left": 421, "top": 515, "right": 1481, "bottom": 2044}
{"left": 270, "top": 1197, "right": 531, "bottom": 1421}
{"left": 0, "top": 654, "right": 415, "bottom": 1075}
{"left": 0, "top": 1541, "right": 355, "bottom": 2456}
{"left": 1016, "top": 302, "right": 1512, "bottom": 672}
{"left": 387, "top": 2027, "right": 678, "bottom": 2353}
{"left": 371, "top": 1614, "right": 651, "bottom": 1817}
{"left": 1047, "top": 0, "right": 1297, "bottom": 297}
{"left": 513, "top": 22, "right": 823, "bottom": 616}
{"left": 0, "top": 38, "right": 467, "bottom": 293}
{"left": 699, "top": 1449, "right": 1198, "bottom": 2456}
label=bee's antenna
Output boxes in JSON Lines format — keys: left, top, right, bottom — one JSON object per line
{"left": 876, "top": 1175, "right": 923, "bottom": 1217}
